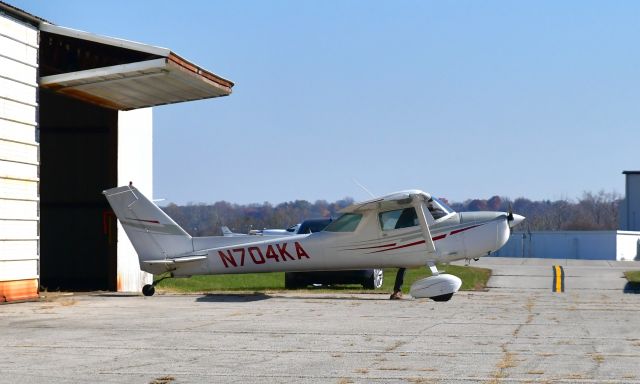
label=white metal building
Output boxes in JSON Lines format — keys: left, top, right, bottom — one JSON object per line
{"left": 494, "top": 171, "right": 640, "bottom": 261}
{"left": 492, "top": 230, "right": 640, "bottom": 261}
{"left": 620, "top": 170, "right": 640, "bottom": 231}
{"left": 0, "top": 2, "right": 233, "bottom": 302}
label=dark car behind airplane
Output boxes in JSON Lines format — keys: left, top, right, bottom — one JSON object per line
{"left": 284, "top": 218, "right": 384, "bottom": 289}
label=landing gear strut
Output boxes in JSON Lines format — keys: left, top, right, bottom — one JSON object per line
{"left": 142, "top": 274, "right": 171, "bottom": 296}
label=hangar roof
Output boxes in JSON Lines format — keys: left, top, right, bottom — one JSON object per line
{"left": 38, "top": 23, "right": 233, "bottom": 110}
{"left": 1, "top": 2, "right": 233, "bottom": 110}
{"left": 0, "top": 1, "right": 48, "bottom": 25}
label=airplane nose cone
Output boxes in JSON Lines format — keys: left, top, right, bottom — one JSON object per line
{"left": 509, "top": 214, "right": 525, "bottom": 228}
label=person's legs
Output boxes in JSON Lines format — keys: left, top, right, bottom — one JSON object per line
{"left": 390, "top": 268, "right": 406, "bottom": 299}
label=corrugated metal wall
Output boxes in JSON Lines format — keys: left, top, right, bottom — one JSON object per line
{"left": 492, "top": 231, "right": 617, "bottom": 260}
{"left": 117, "top": 109, "right": 153, "bottom": 292}
{"left": 0, "top": 13, "right": 39, "bottom": 302}
{"left": 616, "top": 231, "right": 640, "bottom": 261}
{"left": 621, "top": 173, "right": 640, "bottom": 231}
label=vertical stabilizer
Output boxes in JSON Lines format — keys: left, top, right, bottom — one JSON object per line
{"left": 103, "top": 185, "right": 193, "bottom": 263}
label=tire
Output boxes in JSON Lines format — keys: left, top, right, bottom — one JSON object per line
{"left": 431, "top": 293, "right": 454, "bottom": 302}
{"left": 362, "top": 269, "right": 384, "bottom": 289}
{"left": 284, "top": 273, "right": 305, "bottom": 289}
{"left": 142, "top": 284, "right": 155, "bottom": 296}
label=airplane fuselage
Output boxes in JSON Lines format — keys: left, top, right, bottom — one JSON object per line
{"left": 149, "top": 211, "right": 511, "bottom": 277}
{"left": 104, "top": 186, "right": 523, "bottom": 298}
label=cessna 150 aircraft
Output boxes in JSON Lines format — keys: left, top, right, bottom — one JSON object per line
{"left": 104, "top": 185, "right": 523, "bottom": 301}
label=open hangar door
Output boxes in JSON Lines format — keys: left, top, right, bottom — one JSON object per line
{"left": 36, "top": 24, "right": 233, "bottom": 293}
{"left": 38, "top": 90, "right": 117, "bottom": 291}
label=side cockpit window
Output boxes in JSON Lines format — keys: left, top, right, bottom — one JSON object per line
{"left": 427, "top": 197, "right": 454, "bottom": 221}
{"left": 379, "top": 207, "right": 418, "bottom": 231}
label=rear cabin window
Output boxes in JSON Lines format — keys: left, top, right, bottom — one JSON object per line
{"left": 324, "top": 213, "right": 362, "bottom": 232}
{"left": 379, "top": 208, "right": 419, "bottom": 231}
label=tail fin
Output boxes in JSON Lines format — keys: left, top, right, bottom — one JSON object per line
{"left": 103, "top": 185, "right": 193, "bottom": 263}
{"left": 221, "top": 226, "right": 233, "bottom": 236}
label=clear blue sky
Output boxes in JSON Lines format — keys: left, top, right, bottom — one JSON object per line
{"left": 11, "top": 1, "right": 640, "bottom": 205}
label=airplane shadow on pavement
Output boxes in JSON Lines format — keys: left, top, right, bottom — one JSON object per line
{"left": 623, "top": 282, "right": 640, "bottom": 294}
{"left": 194, "top": 292, "right": 394, "bottom": 302}
{"left": 195, "top": 293, "right": 272, "bottom": 303}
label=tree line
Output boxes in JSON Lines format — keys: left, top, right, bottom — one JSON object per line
{"left": 161, "top": 190, "right": 621, "bottom": 236}
{"left": 447, "top": 190, "right": 620, "bottom": 231}
{"left": 162, "top": 197, "right": 355, "bottom": 236}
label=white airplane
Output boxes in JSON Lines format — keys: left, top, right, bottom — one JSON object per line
{"left": 104, "top": 185, "right": 524, "bottom": 300}
{"left": 221, "top": 224, "right": 300, "bottom": 236}
{"left": 220, "top": 226, "right": 246, "bottom": 237}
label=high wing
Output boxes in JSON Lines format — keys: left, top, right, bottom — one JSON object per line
{"left": 341, "top": 189, "right": 431, "bottom": 213}
{"left": 341, "top": 190, "right": 436, "bottom": 253}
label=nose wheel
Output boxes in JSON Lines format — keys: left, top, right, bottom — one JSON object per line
{"left": 431, "top": 293, "right": 454, "bottom": 302}
{"left": 409, "top": 261, "right": 462, "bottom": 300}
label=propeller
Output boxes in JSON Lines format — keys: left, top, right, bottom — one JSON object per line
{"left": 505, "top": 203, "right": 525, "bottom": 234}
{"left": 507, "top": 203, "right": 514, "bottom": 235}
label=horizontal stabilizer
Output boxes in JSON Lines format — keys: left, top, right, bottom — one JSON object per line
{"left": 144, "top": 255, "right": 207, "bottom": 265}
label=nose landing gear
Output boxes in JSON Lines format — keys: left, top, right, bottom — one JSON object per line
{"left": 431, "top": 292, "right": 454, "bottom": 302}
{"left": 409, "top": 262, "right": 462, "bottom": 301}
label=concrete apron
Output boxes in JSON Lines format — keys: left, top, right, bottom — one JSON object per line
{"left": 457, "top": 257, "right": 640, "bottom": 291}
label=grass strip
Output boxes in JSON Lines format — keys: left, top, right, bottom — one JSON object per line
{"left": 624, "top": 271, "right": 640, "bottom": 283}
{"left": 156, "top": 264, "right": 491, "bottom": 294}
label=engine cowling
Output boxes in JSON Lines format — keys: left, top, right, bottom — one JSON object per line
{"left": 410, "top": 274, "right": 462, "bottom": 301}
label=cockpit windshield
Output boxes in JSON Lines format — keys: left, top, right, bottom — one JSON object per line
{"left": 324, "top": 213, "right": 362, "bottom": 232}
{"left": 427, "top": 197, "right": 454, "bottom": 220}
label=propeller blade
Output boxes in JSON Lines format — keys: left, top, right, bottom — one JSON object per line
{"left": 507, "top": 203, "right": 514, "bottom": 222}
{"left": 506, "top": 203, "right": 514, "bottom": 235}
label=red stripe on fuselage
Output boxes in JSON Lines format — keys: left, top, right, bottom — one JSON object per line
{"left": 368, "top": 240, "right": 426, "bottom": 253}
{"left": 346, "top": 243, "right": 397, "bottom": 250}
{"left": 362, "top": 223, "right": 485, "bottom": 254}
{"left": 127, "top": 218, "right": 160, "bottom": 224}
{"left": 449, "top": 224, "right": 481, "bottom": 235}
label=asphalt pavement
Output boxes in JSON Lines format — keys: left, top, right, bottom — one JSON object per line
{"left": 1, "top": 257, "right": 640, "bottom": 383}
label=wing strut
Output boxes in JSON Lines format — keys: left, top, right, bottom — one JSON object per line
{"left": 412, "top": 194, "right": 436, "bottom": 254}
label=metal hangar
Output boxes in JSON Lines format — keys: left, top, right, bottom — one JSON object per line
{"left": 0, "top": 2, "right": 234, "bottom": 302}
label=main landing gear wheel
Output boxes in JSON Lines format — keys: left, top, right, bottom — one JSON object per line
{"left": 431, "top": 293, "right": 454, "bottom": 302}
{"left": 284, "top": 272, "right": 305, "bottom": 289}
{"left": 142, "top": 284, "right": 155, "bottom": 296}
{"left": 363, "top": 269, "right": 384, "bottom": 289}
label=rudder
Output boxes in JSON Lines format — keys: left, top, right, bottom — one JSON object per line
{"left": 103, "top": 185, "right": 193, "bottom": 264}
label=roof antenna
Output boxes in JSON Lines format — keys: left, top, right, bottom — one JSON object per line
{"left": 352, "top": 178, "right": 375, "bottom": 198}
